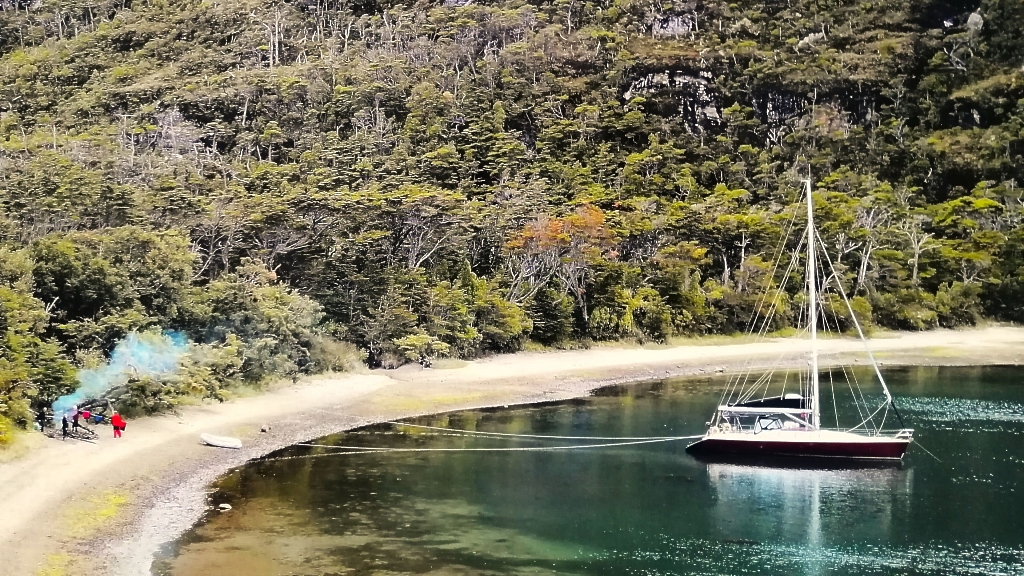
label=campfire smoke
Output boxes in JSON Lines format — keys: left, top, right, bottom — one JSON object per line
{"left": 52, "top": 331, "right": 189, "bottom": 418}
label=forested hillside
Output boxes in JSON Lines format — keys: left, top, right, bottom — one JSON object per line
{"left": 1, "top": 0, "right": 1022, "bottom": 429}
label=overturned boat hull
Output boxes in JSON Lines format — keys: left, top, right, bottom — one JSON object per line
{"left": 686, "top": 429, "right": 911, "bottom": 461}
{"left": 201, "top": 433, "right": 243, "bottom": 449}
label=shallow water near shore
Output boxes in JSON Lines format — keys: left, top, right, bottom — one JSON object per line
{"left": 155, "top": 366, "right": 1024, "bottom": 575}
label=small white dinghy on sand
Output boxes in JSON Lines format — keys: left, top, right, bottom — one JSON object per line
{"left": 201, "top": 433, "right": 242, "bottom": 449}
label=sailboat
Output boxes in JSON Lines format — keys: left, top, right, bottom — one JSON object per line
{"left": 686, "top": 180, "right": 914, "bottom": 461}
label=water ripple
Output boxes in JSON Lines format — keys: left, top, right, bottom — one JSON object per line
{"left": 896, "top": 397, "right": 1024, "bottom": 433}
{"left": 595, "top": 538, "right": 1024, "bottom": 576}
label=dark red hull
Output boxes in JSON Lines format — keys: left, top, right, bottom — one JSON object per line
{"left": 686, "top": 435, "right": 910, "bottom": 460}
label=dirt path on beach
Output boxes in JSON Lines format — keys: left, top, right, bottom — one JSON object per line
{"left": 1, "top": 327, "right": 1022, "bottom": 576}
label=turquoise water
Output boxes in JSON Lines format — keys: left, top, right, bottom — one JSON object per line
{"left": 156, "top": 366, "right": 1024, "bottom": 575}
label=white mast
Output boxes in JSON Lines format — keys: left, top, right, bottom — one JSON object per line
{"left": 805, "top": 179, "right": 820, "bottom": 430}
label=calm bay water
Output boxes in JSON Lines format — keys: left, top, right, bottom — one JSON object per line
{"left": 156, "top": 366, "right": 1024, "bottom": 575}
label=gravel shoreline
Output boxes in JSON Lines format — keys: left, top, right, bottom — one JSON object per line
{"left": 107, "top": 355, "right": 989, "bottom": 574}
{"left": 5, "top": 327, "right": 1022, "bottom": 576}
{"left": 105, "top": 368, "right": 675, "bottom": 575}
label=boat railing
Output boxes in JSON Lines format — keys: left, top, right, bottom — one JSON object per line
{"left": 710, "top": 407, "right": 916, "bottom": 439}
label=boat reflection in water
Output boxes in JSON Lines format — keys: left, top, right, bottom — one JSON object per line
{"left": 703, "top": 459, "right": 913, "bottom": 573}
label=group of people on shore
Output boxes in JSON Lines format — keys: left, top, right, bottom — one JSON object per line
{"left": 57, "top": 407, "right": 127, "bottom": 440}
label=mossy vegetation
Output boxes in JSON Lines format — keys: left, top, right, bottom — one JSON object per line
{"left": 35, "top": 553, "right": 71, "bottom": 576}
{"left": 63, "top": 489, "right": 129, "bottom": 540}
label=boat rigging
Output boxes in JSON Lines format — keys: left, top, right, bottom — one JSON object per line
{"left": 685, "top": 180, "right": 915, "bottom": 461}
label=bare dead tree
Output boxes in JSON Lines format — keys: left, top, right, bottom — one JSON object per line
{"left": 254, "top": 227, "right": 314, "bottom": 270}
{"left": 853, "top": 204, "right": 890, "bottom": 295}
{"left": 899, "top": 215, "right": 936, "bottom": 286}
{"left": 504, "top": 248, "right": 562, "bottom": 304}
{"left": 191, "top": 201, "right": 246, "bottom": 280}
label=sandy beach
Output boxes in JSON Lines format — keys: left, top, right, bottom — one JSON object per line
{"left": 1, "top": 326, "right": 1022, "bottom": 576}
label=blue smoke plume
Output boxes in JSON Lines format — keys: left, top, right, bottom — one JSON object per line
{"left": 52, "top": 331, "right": 189, "bottom": 418}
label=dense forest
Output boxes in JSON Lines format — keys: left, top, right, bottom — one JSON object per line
{"left": 1, "top": 0, "right": 1022, "bottom": 431}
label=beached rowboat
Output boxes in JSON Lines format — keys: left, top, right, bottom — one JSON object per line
{"left": 200, "top": 433, "right": 242, "bottom": 449}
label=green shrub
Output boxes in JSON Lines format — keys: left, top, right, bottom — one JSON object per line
{"left": 0, "top": 415, "right": 17, "bottom": 447}
{"left": 394, "top": 333, "right": 450, "bottom": 366}
{"left": 526, "top": 288, "right": 574, "bottom": 346}
{"left": 872, "top": 290, "right": 938, "bottom": 331}
{"left": 934, "top": 282, "right": 983, "bottom": 328}
{"left": 308, "top": 337, "right": 366, "bottom": 373}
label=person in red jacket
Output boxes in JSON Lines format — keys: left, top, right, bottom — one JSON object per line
{"left": 111, "top": 412, "right": 126, "bottom": 438}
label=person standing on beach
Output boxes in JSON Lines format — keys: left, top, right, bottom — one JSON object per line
{"left": 72, "top": 410, "right": 80, "bottom": 433}
{"left": 111, "top": 412, "right": 125, "bottom": 438}
{"left": 61, "top": 415, "right": 69, "bottom": 440}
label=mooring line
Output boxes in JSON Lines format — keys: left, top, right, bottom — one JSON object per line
{"left": 256, "top": 436, "right": 703, "bottom": 464}
{"left": 258, "top": 449, "right": 390, "bottom": 463}
{"left": 913, "top": 439, "right": 943, "bottom": 462}
{"left": 383, "top": 421, "right": 684, "bottom": 441}
{"left": 296, "top": 435, "right": 702, "bottom": 454}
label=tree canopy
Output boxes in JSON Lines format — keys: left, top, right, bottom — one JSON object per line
{"left": 1, "top": 0, "right": 1022, "bottom": 428}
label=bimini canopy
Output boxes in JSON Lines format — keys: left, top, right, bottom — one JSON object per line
{"left": 718, "top": 393, "right": 811, "bottom": 418}
{"left": 729, "top": 394, "right": 806, "bottom": 411}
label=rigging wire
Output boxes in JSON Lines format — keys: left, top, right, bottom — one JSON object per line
{"left": 810, "top": 241, "right": 841, "bottom": 430}
{"left": 813, "top": 243, "right": 864, "bottom": 431}
{"left": 814, "top": 228, "right": 902, "bottom": 430}
{"left": 734, "top": 324, "right": 810, "bottom": 406}
{"left": 779, "top": 368, "right": 791, "bottom": 400}
{"left": 717, "top": 201, "right": 803, "bottom": 414}
{"left": 839, "top": 360, "right": 869, "bottom": 431}
{"left": 846, "top": 401, "right": 888, "bottom": 433}
{"left": 828, "top": 366, "right": 840, "bottom": 429}
{"left": 732, "top": 230, "right": 807, "bottom": 407}
{"left": 726, "top": 232, "right": 806, "bottom": 408}
{"left": 813, "top": 234, "right": 884, "bottom": 433}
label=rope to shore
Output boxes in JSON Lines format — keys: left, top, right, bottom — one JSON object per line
{"left": 258, "top": 449, "right": 391, "bottom": 462}
{"left": 299, "top": 436, "right": 702, "bottom": 452}
{"left": 255, "top": 435, "right": 704, "bottom": 463}
{"left": 382, "top": 421, "right": 686, "bottom": 440}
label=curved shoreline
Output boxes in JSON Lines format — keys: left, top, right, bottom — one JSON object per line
{"left": 2, "top": 327, "right": 1023, "bottom": 576}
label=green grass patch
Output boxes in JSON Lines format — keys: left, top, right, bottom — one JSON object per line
{"left": 35, "top": 554, "right": 71, "bottom": 576}
{"left": 0, "top": 415, "right": 17, "bottom": 447}
{"left": 522, "top": 340, "right": 549, "bottom": 352}
{"left": 64, "top": 490, "right": 129, "bottom": 540}
{"left": 0, "top": 418, "right": 44, "bottom": 463}
{"left": 666, "top": 333, "right": 754, "bottom": 347}
{"left": 917, "top": 346, "right": 972, "bottom": 358}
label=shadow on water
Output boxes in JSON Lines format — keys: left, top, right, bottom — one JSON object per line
{"left": 155, "top": 366, "right": 1024, "bottom": 576}
{"left": 688, "top": 451, "right": 909, "bottom": 470}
